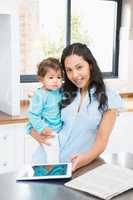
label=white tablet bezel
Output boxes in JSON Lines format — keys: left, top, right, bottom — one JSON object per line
{"left": 16, "top": 163, "right": 72, "bottom": 181}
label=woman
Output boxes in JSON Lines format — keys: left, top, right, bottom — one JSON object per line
{"left": 31, "top": 43, "right": 123, "bottom": 172}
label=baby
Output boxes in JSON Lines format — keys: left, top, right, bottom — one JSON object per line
{"left": 27, "top": 57, "right": 63, "bottom": 163}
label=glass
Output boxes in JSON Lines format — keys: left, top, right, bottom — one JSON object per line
{"left": 19, "top": 0, "right": 66, "bottom": 75}
{"left": 71, "top": 0, "right": 117, "bottom": 72}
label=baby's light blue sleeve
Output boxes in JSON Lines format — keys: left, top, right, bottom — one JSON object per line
{"left": 106, "top": 88, "right": 124, "bottom": 111}
{"left": 27, "top": 90, "right": 48, "bottom": 133}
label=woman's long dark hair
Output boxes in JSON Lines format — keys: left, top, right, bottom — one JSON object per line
{"left": 61, "top": 43, "right": 108, "bottom": 112}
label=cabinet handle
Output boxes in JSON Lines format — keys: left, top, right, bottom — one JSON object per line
{"left": 3, "top": 162, "right": 7, "bottom": 167}
{"left": 3, "top": 136, "right": 7, "bottom": 140}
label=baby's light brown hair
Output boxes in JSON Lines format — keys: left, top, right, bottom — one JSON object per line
{"left": 37, "top": 57, "right": 62, "bottom": 78}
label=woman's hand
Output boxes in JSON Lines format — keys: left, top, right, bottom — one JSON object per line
{"left": 71, "top": 153, "right": 90, "bottom": 172}
{"left": 31, "top": 128, "right": 54, "bottom": 145}
{"left": 42, "top": 127, "right": 53, "bottom": 135}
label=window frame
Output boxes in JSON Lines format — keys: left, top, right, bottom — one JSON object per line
{"left": 20, "top": 0, "right": 122, "bottom": 83}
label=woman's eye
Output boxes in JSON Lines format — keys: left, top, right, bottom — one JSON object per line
{"left": 77, "top": 66, "right": 82, "bottom": 70}
{"left": 66, "top": 69, "right": 71, "bottom": 73}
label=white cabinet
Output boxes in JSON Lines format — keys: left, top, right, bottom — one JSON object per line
{"left": 13, "top": 123, "right": 38, "bottom": 167}
{"left": 0, "top": 123, "right": 25, "bottom": 173}
{"left": 0, "top": 123, "right": 39, "bottom": 174}
{"left": 14, "top": 123, "right": 25, "bottom": 170}
{"left": 105, "top": 112, "right": 133, "bottom": 153}
{"left": 0, "top": 124, "right": 16, "bottom": 173}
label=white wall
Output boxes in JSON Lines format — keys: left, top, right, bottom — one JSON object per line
{"left": 106, "top": 0, "right": 133, "bottom": 93}
{"left": 0, "top": 15, "right": 12, "bottom": 113}
{"left": 0, "top": 0, "right": 20, "bottom": 115}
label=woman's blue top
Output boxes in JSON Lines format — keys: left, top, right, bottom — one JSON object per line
{"left": 59, "top": 87, "right": 123, "bottom": 162}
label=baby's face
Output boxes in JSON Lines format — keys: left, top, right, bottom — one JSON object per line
{"left": 41, "top": 68, "right": 62, "bottom": 91}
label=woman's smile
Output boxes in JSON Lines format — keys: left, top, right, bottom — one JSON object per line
{"left": 73, "top": 77, "right": 86, "bottom": 87}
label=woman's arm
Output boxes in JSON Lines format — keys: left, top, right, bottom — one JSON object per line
{"left": 71, "top": 109, "right": 117, "bottom": 172}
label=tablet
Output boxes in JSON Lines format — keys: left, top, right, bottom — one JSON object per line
{"left": 16, "top": 163, "right": 72, "bottom": 180}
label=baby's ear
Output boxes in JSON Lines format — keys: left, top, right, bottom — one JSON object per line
{"left": 37, "top": 76, "right": 43, "bottom": 82}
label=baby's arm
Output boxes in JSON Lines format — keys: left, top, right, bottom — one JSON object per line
{"left": 28, "top": 90, "right": 49, "bottom": 133}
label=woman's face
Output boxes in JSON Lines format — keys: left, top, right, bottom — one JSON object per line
{"left": 64, "top": 54, "right": 91, "bottom": 90}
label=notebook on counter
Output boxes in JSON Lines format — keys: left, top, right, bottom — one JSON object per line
{"left": 65, "top": 163, "right": 133, "bottom": 200}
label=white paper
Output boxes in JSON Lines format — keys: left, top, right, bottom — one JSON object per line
{"left": 65, "top": 164, "right": 133, "bottom": 199}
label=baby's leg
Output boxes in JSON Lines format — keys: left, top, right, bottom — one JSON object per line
{"left": 32, "top": 144, "right": 47, "bottom": 165}
{"left": 42, "top": 132, "right": 59, "bottom": 163}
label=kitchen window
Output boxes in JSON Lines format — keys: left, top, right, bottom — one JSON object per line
{"left": 20, "top": 0, "right": 122, "bottom": 83}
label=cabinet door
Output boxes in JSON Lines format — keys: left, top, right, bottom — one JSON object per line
{"left": 0, "top": 125, "right": 15, "bottom": 173}
{"left": 14, "top": 123, "right": 25, "bottom": 170}
{"left": 15, "top": 123, "right": 39, "bottom": 165}
{"left": 105, "top": 112, "right": 133, "bottom": 153}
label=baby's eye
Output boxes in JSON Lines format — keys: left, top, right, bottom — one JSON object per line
{"left": 57, "top": 76, "right": 62, "bottom": 79}
{"left": 49, "top": 77, "right": 54, "bottom": 79}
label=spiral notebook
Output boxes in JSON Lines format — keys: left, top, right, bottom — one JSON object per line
{"left": 65, "top": 164, "right": 133, "bottom": 200}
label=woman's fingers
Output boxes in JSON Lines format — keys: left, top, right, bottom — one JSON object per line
{"left": 71, "top": 154, "right": 86, "bottom": 172}
{"left": 40, "top": 134, "right": 54, "bottom": 145}
{"left": 71, "top": 155, "right": 79, "bottom": 172}
{"left": 31, "top": 128, "right": 54, "bottom": 145}
{"left": 42, "top": 127, "right": 54, "bottom": 135}
{"left": 41, "top": 139, "right": 51, "bottom": 146}
{"left": 72, "top": 153, "right": 90, "bottom": 172}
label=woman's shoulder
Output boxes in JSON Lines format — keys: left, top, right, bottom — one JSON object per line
{"left": 106, "top": 86, "right": 120, "bottom": 97}
{"left": 105, "top": 86, "right": 124, "bottom": 110}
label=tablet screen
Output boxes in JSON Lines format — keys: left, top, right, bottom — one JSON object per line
{"left": 17, "top": 163, "right": 72, "bottom": 180}
{"left": 32, "top": 164, "right": 68, "bottom": 176}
